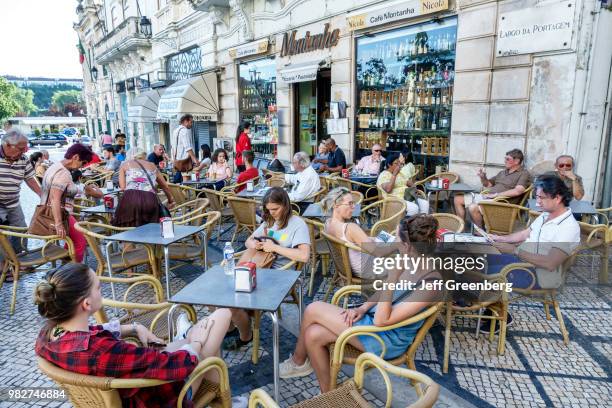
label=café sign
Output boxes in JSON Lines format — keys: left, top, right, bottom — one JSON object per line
{"left": 229, "top": 39, "right": 269, "bottom": 59}
{"left": 347, "top": 0, "right": 449, "bottom": 30}
{"left": 280, "top": 23, "right": 340, "bottom": 57}
{"left": 496, "top": 1, "right": 575, "bottom": 56}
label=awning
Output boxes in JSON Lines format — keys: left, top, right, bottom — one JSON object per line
{"left": 156, "top": 72, "right": 219, "bottom": 121}
{"left": 278, "top": 63, "right": 319, "bottom": 83}
{"left": 127, "top": 89, "right": 164, "bottom": 122}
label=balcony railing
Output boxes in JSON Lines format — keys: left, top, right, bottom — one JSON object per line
{"left": 95, "top": 17, "right": 151, "bottom": 65}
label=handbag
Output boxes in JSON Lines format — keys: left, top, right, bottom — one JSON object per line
{"left": 238, "top": 247, "right": 276, "bottom": 268}
{"left": 29, "top": 169, "right": 69, "bottom": 236}
{"left": 173, "top": 127, "right": 193, "bottom": 173}
{"left": 134, "top": 160, "right": 171, "bottom": 219}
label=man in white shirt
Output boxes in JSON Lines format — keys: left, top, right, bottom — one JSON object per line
{"left": 171, "top": 114, "right": 199, "bottom": 183}
{"left": 481, "top": 174, "right": 580, "bottom": 331}
{"left": 285, "top": 151, "right": 321, "bottom": 203}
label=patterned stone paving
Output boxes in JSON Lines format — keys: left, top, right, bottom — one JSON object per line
{"left": 0, "top": 222, "right": 610, "bottom": 407}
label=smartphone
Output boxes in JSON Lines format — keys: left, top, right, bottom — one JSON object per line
{"left": 148, "top": 341, "right": 167, "bottom": 348}
{"left": 254, "top": 236, "right": 279, "bottom": 245}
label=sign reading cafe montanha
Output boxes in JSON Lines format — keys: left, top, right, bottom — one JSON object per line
{"left": 347, "top": 0, "right": 449, "bottom": 30}
{"left": 280, "top": 23, "right": 340, "bottom": 57}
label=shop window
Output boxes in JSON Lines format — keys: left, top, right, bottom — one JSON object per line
{"left": 238, "top": 58, "right": 278, "bottom": 158}
{"left": 355, "top": 17, "right": 457, "bottom": 177}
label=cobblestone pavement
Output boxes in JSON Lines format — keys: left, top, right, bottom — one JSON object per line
{"left": 1, "top": 167, "right": 610, "bottom": 407}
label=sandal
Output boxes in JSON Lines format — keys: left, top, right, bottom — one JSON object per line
{"left": 222, "top": 334, "right": 253, "bottom": 351}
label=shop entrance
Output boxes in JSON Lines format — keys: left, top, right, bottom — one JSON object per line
{"left": 294, "top": 69, "right": 331, "bottom": 157}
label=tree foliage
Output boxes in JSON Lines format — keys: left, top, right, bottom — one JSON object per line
{"left": 49, "top": 90, "right": 86, "bottom": 116}
{"left": 14, "top": 88, "right": 38, "bottom": 116}
{"left": 0, "top": 77, "right": 20, "bottom": 122}
{"left": 21, "top": 83, "right": 81, "bottom": 111}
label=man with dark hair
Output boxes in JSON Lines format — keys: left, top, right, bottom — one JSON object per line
{"left": 454, "top": 148, "right": 531, "bottom": 227}
{"left": 103, "top": 146, "right": 120, "bottom": 172}
{"left": 481, "top": 174, "right": 580, "bottom": 331}
{"left": 235, "top": 150, "right": 259, "bottom": 193}
{"left": 171, "top": 114, "right": 199, "bottom": 183}
{"left": 114, "top": 129, "right": 126, "bottom": 149}
{"left": 552, "top": 155, "right": 584, "bottom": 200}
{"left": 319, "top": 138, "right": 346, "bottom": 173}
{"left": 147, "top": 144, "right": 169, "bottom": 168}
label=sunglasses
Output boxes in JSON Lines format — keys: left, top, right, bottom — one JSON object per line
{"left": 373, "top": 149, "right": 382, "bottom": 152}
{"left": 557, "top": 163, "right": 572, "bottom": 169}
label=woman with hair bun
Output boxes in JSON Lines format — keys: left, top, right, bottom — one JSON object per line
{"left": 34, "top": 263, "right": 233, "bottom": 408}
{"left": 278, "top": 214, "right": 441, "bottom": 393}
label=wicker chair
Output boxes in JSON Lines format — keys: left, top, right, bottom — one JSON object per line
{"left": 331, "top": 176, "right": 378, "bottom": 204}
{"left": 360, "top": 198, "right": 407, "bottom": 237}
{"left": 479, "top": 201, "right": 523, "bottom": 235}
{"left": 166, "top": 183, "right": 190, "bottom": 205}
{"left": 198, "top": 188, "right": 233, "bottom": 240}
{"left": 595, "top": 207, "right": 611, "bottom": 225}
{"left": 249, "top": 352, "right": 439, "bottom": 408}
{"left": 93, "top": 274, "right": 197, "bottom": 342}
{"left": 493, "top": 184, "right": 534, "bottom": 207}
{"left": 351, "top": 191, "right": 364, "bottom": 206}
{"left": 74, "top": 221, "right": 159, "bottom": 277}
{"left": 442, "top": 270, "right": 510, "bottom": 373}
{"left": 302, "top": 218, "right": 330, "bottom": 296}
{"left": 226, "top": 196, "right": 259, "bottom": 243}
{"left": 170, "top": 198, "right": 210, "bottom": 222}
{"left": 266, "top": 177, "right": 286, "bottom": 188}
{"left": 38, "top": 356, "right": 231, "bottom": 408}
{"left": 170, "top": 211, "right": 221, "bottom": 267}
{"left": 328, "top": 285, "right": 442, "bottom": 392}
{"left": 262, "top": 168, "right": 283, "bottom": 179}
{"left": 307, "top": 186, "right": 328, "bottom": 203}
{"left": 320, "top": 231, "right": 371, "bottom": 301}
{"left": 498, "top": 251, "right": 580, "bottom": 345}
{"left": 577, "top": 222, "right": 608, "bottom": 284}
{"left": 414, "top": 171, "right": 459, "bottom": 212}
{"left": 220, "top": 176, "right": 260, "bottom": 194}
{"left": 0, "top": 226, "right": 75, "bottom": 314}
{"left": 431, "top": 213, "right": 464, "bottom": 233}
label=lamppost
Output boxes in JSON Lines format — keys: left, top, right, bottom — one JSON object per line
{"left": 90, "top": 66, "right": 98, "bottom": 81}
{"left": 140, "top": 16, "right": 152, "bottom": 38}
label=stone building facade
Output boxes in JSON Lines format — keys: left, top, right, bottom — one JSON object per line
{"left": 74, "top": 0, "right": 612, "bottom": 204}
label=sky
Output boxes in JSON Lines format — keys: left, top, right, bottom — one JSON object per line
{"left": 0, "top": 0, "right": 83, "bottom": 79}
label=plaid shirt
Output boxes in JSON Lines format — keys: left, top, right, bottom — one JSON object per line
{"left": 35, "top": 325, "right": 197, "bottom": 408}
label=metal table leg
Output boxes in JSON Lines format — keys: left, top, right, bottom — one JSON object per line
{"left": 167, "top": 303, "right": 182, "bottom": 342}
{"left": 297, "top": 277, "right": 303, "bottom": 327}
{"left": 163, "top": 246, "right": 171, "bottom": 298}
{"left": 266, "top": 310, "right": 280, "bottom": 403}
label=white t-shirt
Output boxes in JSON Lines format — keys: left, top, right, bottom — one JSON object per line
{"left": 285, "top": 165, "right": 321, "bottom": 202}
{"left": 253, "top": 215, "right": 310, "bottom": 268}
{"left": 171, "top": 125, "right": 193, "bottom": 161}
{"left": 519, "top": 209, "right": 580, "bottom": 288}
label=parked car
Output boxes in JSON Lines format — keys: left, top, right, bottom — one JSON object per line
{"left": 29, "top": 134, "right": 69, "bottom": 148}
{"left": 79, "top": 135, "right": 92, "bottom": 146}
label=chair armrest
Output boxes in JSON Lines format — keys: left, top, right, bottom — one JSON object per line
{"left": 279, "top": 260, "right": 297, "bottom": 270}
{"left": 585, "top": 225, "right": 607, "bottom": 247}
{"left": 99, "top": 274, "right": 164, "bottom": 303}
{"left": 331, "top": 285, "right": 362, "bottom": 306}
{"left": 498, "top": 262, "right": 538, "bottom": 291}
{"left": 360, "top": 200, "right": 382, "bottom": 213}
{"left": 178, "top": 357, "right": 231, "bottom": 408}
{"left": 249, "top": 388, "right": 279, "bottom": 408}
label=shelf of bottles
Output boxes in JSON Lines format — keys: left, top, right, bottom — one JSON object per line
{"left": 239, "top": 58, "right": 278, "bottom": 157}
{"left": 355, "top": 17, "right": 457, "bottom": 177}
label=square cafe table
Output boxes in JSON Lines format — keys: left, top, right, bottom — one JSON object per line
{"left": 102, "top": 223, "right": 207, "bottom": 299}
{"left": 80, "top": 204, "right": 116, "bottom": 215}
{"left": 237, "top": 185, "right": 271, "bottom": 199}
{"left": 168, "top": 265, "right": 303, "bottom": 403}
{"left": 527, "top": 199, "right": 598, "bottom": 216}
{"left": 425, "top": 182, "right": 477, "bottom": 212}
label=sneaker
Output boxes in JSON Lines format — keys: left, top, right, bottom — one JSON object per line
{"left": 479, "top": 311, "right": 513, "bottom": 334}
{"left": 279, "top": 354, "right": 313, "bottom": 379}
{"left": 175, "top": 313, "right": 193, "bottom": 340}
{"left": 222, "top": 334, "right": 253, "bottom": 351}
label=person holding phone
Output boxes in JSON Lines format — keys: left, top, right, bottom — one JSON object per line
{"left": 34, "top": 263, "right": 233, "bottom": 408}
{"left": 224, "top": 187, "right": 310, "bottom": 350}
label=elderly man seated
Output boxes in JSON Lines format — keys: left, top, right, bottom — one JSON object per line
{"left": 454, "top": 149, "right": 532, "bottom": 228}
{"left": 354, "top": 143, "right": 384, "bottom": 175}
{"left": 481, "top": 174, "right": 580, "bottom": 331}
{"left": 285, "top": 151, "right": 321, "bottom": 204}
{"left": 548, "top": 155, "right": 584, "bottom": 200}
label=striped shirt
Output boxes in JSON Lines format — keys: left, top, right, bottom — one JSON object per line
{"left": 0, "top": 147, "right": 35, "bottom": 208}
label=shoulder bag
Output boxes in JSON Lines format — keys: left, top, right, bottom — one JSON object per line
{"left": 134, "top": 160, "right": 171, "bottom": 219}
{"left": 238, "top": 233, "right": 277, "bottom": 268}
{"left": 28, "top": 169, "right": 70, "bottom": 236}
{"left": 173, "top": 126, "right": 193, "bottom": 173}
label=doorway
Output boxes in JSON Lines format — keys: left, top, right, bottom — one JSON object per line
{"left": 294, "top": 69, "right": 331, "bottom": 157}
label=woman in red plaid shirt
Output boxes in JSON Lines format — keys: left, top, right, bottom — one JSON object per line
{"left": 34, "top": 263, "right": 232, "bottom": 408}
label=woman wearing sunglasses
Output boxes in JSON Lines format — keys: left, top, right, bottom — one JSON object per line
{"left": 320, "top": 187, "right": 374, "bottom": 278}
{"left": 377, "top": 152, "right": 429, "bottom": 216}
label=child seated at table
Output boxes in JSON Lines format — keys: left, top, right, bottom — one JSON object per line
{"left": 34, "top": 263, "right": 233, "bottom": 408}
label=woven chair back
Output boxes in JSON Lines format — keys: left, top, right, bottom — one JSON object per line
{"left": 200, "top": 188, "right": 225, "bottom": 212}
{"left": 266, "top": 177, "right": 286, "bottom": 188}
{"left": 431, "top": 213, "right": 464, "bottom": 233}
{"left": 381, "top": 197, "right": 406, "bottom": 220}
{"left": 226, "top": 196, "right": 258, "bottom": 227}
{"left": 321, "top": 230, "right": 356, "bottom": 285}
{"left": 479, "top": 202, "right": 522, "bottom": 235}
{"left": 351, "top": 191, "right": 364, "bottom": 206}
